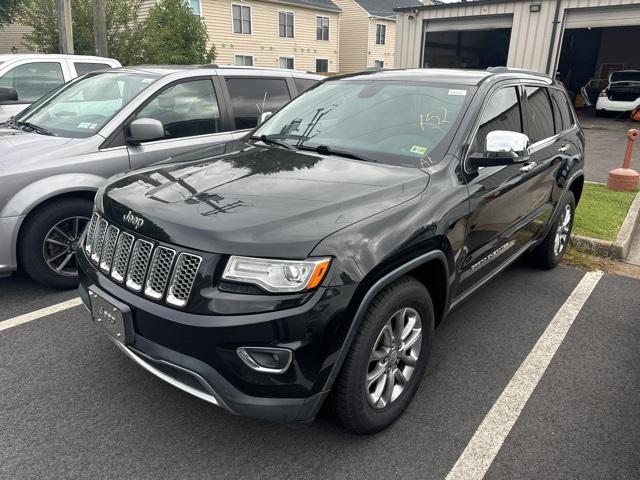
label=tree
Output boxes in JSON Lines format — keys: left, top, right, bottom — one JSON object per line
{"left": 137, "top": 0, "right": 215, "bottom": 65}
{"left": 0, "top": 0, "right": 23, "bottom": 28}
{"left": 19, "top": 0, "right": 142, "bottom": 64}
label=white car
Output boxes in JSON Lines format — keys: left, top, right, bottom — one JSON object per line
{"left": 0, "top": 54, "right": 121, "bottom": 122}
{"left": 596, "top": 70, "right": 640, "bottom": 116}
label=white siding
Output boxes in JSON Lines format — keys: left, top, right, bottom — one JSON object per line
{"left": 395, "top": 0, "right": 640, "bottom": 74}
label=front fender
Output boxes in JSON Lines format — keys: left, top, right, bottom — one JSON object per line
{"left": 0, "top": 173, "right": 107, "bottom": 218}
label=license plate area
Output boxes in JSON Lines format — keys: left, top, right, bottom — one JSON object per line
{"left": 89, "top": 288, "right": 127, "bottom": 344}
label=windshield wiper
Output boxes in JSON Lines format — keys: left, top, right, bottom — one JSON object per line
{"left": 252, "top": 134, "right": 296, "bottom": 151}
{"left": 16, "top": 121, "right": 55, "bottom": 136}
{"left": 297, "top": 144, "right": 377, "bottom": 163}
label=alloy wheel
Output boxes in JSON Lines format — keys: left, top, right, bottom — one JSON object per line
{"left": 366, "top": 307, "right": 423, "bottom": 409}
{"left": 42, "top": 216, "right": 89, "bottom": 277}
{"left": 553, "top": 204, "right": 572, "bottom": 256}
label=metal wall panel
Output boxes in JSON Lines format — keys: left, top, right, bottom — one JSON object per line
{"left": 424, "top": 14, "right": 513, "bottom": 32}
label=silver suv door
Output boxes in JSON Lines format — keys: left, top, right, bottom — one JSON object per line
{"left": 127, "top": 76, "right": 234, "bottom": 169}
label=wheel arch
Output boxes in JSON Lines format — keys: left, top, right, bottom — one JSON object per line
{"left": 323, "top": 250, "right": 450, "bottom": 394}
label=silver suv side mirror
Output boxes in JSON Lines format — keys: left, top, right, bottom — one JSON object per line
{"left": 258, "top": 111, "right": 272, "bottom": 126}
{"left": 469, "top": 130, "right": 530, "bottom": 167}
{"left": 127, "top": 118, "right": 164, "bottom": 144}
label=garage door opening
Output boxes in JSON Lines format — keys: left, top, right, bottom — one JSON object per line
{"left": 557, "top": 25, "right": 640, "bottom": 106}
{"left": 423, "top": 28, "right": 511, "bottom": 69}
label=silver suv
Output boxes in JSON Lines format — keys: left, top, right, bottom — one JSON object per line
{"left": 0, "top": 65, "right": 322, "bottom": 288}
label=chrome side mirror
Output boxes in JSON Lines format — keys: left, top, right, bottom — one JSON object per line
{"left": 258, "top": 111, "right": 272, "bottom": 126}
{"left": 470, "top": 130, "right": 530, "bottom": 167}
{"left": 127, "top": 118, "right": 165, "bottom": 144}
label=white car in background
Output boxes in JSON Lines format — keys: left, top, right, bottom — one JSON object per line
{"left": 596, "top": 70, "right": 640, "bottom": 116}
{"left": 0, "top": 54, "right": 121, "bottom": 122}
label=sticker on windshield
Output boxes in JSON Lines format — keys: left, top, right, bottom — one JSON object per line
{"left": 142, "top": 78, "right": 154, "bottom": 83}
{"left": 410, "top": 145, "right": 428, "bottom": 155}
{"left": 448, "top": 89, "right": 467, "bottom": 96}
{"left": 77, "top": 122, "right": 91, "bottom": 129}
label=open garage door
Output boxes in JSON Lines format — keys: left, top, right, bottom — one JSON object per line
{"left": 557, "top": 5, "right": 640, "bottom": 112}
{"left": 423, "top": 15, "right": 512, "bottom": 69}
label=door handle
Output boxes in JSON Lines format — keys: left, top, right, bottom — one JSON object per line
{"left": 520, "top": 161, "right": 537, "bottom": 172}
{"left": 558, "top": 144, "right": 570, "bottom": 153}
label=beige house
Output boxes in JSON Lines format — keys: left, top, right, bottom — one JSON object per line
{"left": 0, "top": 23, "right": 34, "bottom": 54}
{"left": 331, "top": 0, "right": 418, "bottom": 72}
{"left": 140, "top": 0, "right": 341, "bottom": 73}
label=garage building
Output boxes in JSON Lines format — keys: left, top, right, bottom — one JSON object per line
{"left": 394, "top": 0, "right": 640, "bottom": 100}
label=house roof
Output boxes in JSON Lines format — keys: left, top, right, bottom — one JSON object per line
{"left": 353, "top": 0, "right": 423, "bottom": 18}
{"left": 271, "top": 0, "right": 342, "bottom": 13}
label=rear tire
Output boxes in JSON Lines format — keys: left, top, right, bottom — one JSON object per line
{"left": 19, "top": 197, "right": 93, "bottom": 290}
{"left": 330, "top": 276, "right": 434, "bottom": 434}
{"left": 529, "top": 191, "right": 575, "bottom": 270}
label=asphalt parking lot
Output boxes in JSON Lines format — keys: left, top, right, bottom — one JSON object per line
{"left": 1, "top": 262, "right": 638, "bottom": 480}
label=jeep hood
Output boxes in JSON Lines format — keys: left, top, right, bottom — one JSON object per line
{"left": 100, "top": 141, "right": 430, "bottom": 258}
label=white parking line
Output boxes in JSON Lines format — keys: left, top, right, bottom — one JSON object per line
{"left": 446, "top": 270, "right": 604, "bottom": 480}
{"left": 0, "top": 298, "right": 83, "bottom": 333}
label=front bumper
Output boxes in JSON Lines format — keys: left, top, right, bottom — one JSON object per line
{"left": 78, "top": 248, "right": 357, "bottom": 424}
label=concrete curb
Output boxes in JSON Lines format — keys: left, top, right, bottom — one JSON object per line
{"left": 571, "top": 191, "right": 640, "bottom": 259}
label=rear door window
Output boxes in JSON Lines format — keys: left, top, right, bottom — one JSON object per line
{"left": 551, "top": 89, "right": 574, "bottom": 132}
{"left": 74, "top": 62, "right": 112, "bottom": 76}
{"left": 470, "top": 86, "right": 523, "bottom": 156}
{"left": 524, "top": 86, "right": 555, "bottom": 143}
{"left": 135, "top": 79, "right": 224, "bottom": 140}
{"left": 293, "top": 77, "right": 318, "bottom": 94}
{"left": 0, "top": 61, "right": 64, "bottom": 103}
{"left": 225, "top": 77, "right": 291, "bottom": 129}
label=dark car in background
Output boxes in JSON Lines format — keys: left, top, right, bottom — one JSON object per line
{"left": 78, "top": 68, "right": 585, "bottom": 433}
{"left": 0, "top": 65, "right": 321, "bottom": 288}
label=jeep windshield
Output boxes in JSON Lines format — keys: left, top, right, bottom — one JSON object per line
{"left": 13, "top": 71, "right": 159, "bottom": 138}
{"left": 254, "top": 79, "right": 473, "bottom": 167}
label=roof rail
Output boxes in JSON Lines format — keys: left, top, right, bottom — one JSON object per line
{"left": 487, "top": 66, "right": 550, "bottom": 78}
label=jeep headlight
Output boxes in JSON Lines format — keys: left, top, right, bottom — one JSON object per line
{"left": 222, "top": 256, "right": 331, "bottom": 293}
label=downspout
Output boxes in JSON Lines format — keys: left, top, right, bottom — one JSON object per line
{"left": 545, "top": 0, "right": 562, "bottom": 75}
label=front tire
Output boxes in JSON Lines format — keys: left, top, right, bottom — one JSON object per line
{"left": 529, "top": 191, "right": 575, "bottom": 269}
{"left": 19, "top": 197, "right": 93, "bottom": 289}
{"left": 331, "top": 276, "right": 434, "bottom": 434}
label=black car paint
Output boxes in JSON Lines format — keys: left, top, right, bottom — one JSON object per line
{"left": 78, "top": 70, "right": 585, "bottom": 424}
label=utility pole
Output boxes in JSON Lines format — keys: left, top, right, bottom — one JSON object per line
{"left": 93, "top": 0, "right": 108, "bottom": 57}
{"left": 56, "top": 0, "right": 73, "bottom": 54}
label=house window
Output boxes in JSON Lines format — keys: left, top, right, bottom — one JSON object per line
{"left": 279, "top": 12, "right": 294, "bottom": 38}
{"left": 187, "top": 0, "right": 201, "bottom": 16}
{"left": 232, "top": 5, "right": 251, "bottom": 34}
{"left": 315, "top": 58, "right": 328, "bottom": 73}
{"left": 374, "top": 60, "right": 384, "bottom": 69}
{"left": 279, "top": 57, "right": 294, "bottom": 69}
{"left": 234, "top": 55, "right": 254, "bottom": 66}
{"left": 375, "top": 24, "right": 386, "bottom": 45}
{"left": 316, "top": 16, "right": 329, "bottom": 41}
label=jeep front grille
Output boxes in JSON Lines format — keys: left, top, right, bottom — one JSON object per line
{"left": 84, "top": 213, "right": 201, "bottom": 308}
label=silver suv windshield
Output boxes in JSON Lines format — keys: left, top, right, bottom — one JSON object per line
{"left": 16, "top": 71, "right": 158, "bottom": 138}
{"left": 254, "top": 79, "right": 472, "bottom": 167}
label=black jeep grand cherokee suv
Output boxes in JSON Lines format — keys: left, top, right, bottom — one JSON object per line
{"left": 77, "top": 68, "right": 584, "bottom": 434}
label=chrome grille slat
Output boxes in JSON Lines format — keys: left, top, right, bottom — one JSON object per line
{"left": 85, "top": 213, "right": 99, "bottom": 255}
{"left": 166, "top": 253, "right": 202, "bottom": 307}
{"left": 99, "top": 225, "right": 120, "bottom": 273}
{"left": 90, "top": 218, "right": 108, "bottom": 264}
{"left": 83, "top": 212, "right": 201, "bottom": 308}
{"left": 125, "top": 239, "right": 154, "bottom": 292}
{"left": 111, "top": 232, "right": 134, "bottom": 283}
{"left": 144, "top": 247, "right": 176, "bottom": 299}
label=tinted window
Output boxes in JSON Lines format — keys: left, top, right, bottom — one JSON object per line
{"left": 136, "top": 79, "right": 223, "bottom": 140}
{"left": 74, "top": 62, "right": 111, "bottom": 76}
{"left": 294, "top": 77, "right": 317, "bottom": 94}
{"left": 525, "top": 86, "right": 554, "bottom": 143}
{"left": 226, "top": 77, "right": 291, "bottom": 129}
{"left": 470, "top": 86, "right": 522, "bottom": 155}
{"left": 0, "top": 62, "right": 64, "bottom": 103}
{"left": 551, "top": 88, "right": 573, "bottom": 132}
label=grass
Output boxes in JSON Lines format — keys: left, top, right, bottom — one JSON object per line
{"left": 572, "top": 183, "right": 638, "bottom": 241}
